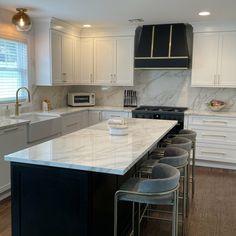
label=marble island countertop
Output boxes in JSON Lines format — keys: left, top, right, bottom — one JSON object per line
{"left": 5, "top": 118, "right": 177, "bottom": 175}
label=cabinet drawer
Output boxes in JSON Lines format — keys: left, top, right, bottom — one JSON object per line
{"left": 62, "top": 114, "right": 80, "bottom": 135}
{"left": 189, "top": 115, "right": 236, "bottom": 128}
{"left": 0, "top": 125, "right": 27, "bottom": 155}
{"left": 61, "top": 111, "right": 89, "bottom": 135}
{"left": 101, "top": 111, "right": 129, "bottom": 121}
{"left": 196, "top": 144, "right": 236, "bottom": 164}
{"left": 195, "top": 129, "right": 236, "bottom": 144}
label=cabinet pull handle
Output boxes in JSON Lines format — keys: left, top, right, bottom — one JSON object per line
{"left": 90, "top": 74, "right": 93, "bottom": 83}
{"left": 110, "top": 74, "right": 113, "bottom": 83}
{"left": 214, "top": 74, "right": 217, "bottom": 85}
{"left": 202, "top": 120, "right": 228, "bottom": 124}
{"left": 66, "top": 122, "right": 78, "bottom": 128}
{"left": 113, "top": 74, "right": 116, "bottom": 83}
{"left": 3, "top": 127, "right": 19, "bottom": 133}
{"left": 202, "top": 134, "right": 227, "bottom": 138}
{"left": 201, "top": 151, "right": 226, "bottom": 156}
{"left": 110, "top": 115, "right": 121, "bottom": 117}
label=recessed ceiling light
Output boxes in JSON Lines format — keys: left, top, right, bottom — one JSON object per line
{"left": 198, "top": 11, "right": 211, "bottom": 16}
{"left": 83, "top": 24, "right": 91, "bottom": 28}
{"left": 128, "top": 18, "right": 144, "bottom": 24}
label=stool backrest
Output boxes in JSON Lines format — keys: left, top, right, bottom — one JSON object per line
{"left": 159, "top": 147, "right": 188, "bottom": 167}
{"left": 138, "top": 163, "right": 180, "bottom": 193}
{"left": 178, "top": 129, "right": 197, "bottom": 142}
{"left": 168, "top": 136, "right": 192, "bottom": 153}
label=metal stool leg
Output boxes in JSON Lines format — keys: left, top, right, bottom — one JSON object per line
{"left": 114, "top": 193, "right": 118, "bottom": 236}
{"left": 192, "top": 141, "right": 196, "bottom": 198}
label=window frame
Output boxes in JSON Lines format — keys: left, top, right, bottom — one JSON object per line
{"left": 0, "top": 33, "right": 31, "bottom": 105}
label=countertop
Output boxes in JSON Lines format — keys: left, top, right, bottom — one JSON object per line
{"left": 185, "top": 110, "right": 236, "bottom": 118}
{"left": 0, "top": 106, "right": 133, "bottom": 130}
{"left": 47, "top": 106, "right": 134, "bottom": 116}
{"left": 0, "top": 118, "right": 29, "bottom": 130}
{"left": 5, "top": 118, "right": 177, "bottom": 175}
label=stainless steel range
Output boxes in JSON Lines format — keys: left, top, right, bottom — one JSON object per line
{"left": 132, "top": 106, "right": 188, "bottom": 134}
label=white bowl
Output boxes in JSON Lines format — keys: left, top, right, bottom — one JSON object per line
{"left": 108, "top": 124, "right": 128, "bottom": 136}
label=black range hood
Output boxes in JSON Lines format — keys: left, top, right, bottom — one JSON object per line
{"left": 134, "top": 23, "right": 193, "bottom": 69}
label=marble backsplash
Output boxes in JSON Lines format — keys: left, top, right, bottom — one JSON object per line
{"left": 1, "top": 70, "right": 236, "bottom": 116}
{"left": 71, "top": 70, "right": 236, "bottom": 112}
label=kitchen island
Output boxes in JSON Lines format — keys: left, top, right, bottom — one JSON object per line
{"left": 5, "top": 118, "right": 177, "bottom": 236}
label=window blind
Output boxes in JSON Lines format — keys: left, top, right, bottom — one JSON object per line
{"left": 0, "top": 38, "right": 28, "bottom": 103}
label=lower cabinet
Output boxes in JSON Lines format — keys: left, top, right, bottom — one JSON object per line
{"left": 88, "top": 110, "right": 131, "bottom": 126}
{"left": 61, "top": 110, "right": 89, "bottom": 135}
{"left": 185, "top": 114, "right": 236, "bottom": 169}
{"left": 101, "top": 111, "right": 131, "bottom": 120}
{"left": 0, "top": 124, "right": 27, "bottom": 199}
{"left": 88, "top": 111, "right": 102, "bottom": 126}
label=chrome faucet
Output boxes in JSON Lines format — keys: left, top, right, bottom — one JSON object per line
{"left": 15, "top": 87, "right": 31, "bottom": 116}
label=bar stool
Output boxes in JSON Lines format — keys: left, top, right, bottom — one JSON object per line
{"left": 114, "top": 163, "right": 180, "bottom": 236}
{"left": 166, "top": 137, "right": 192, "bottom": 217}
{"left": 139, "top": 147, "right": 188, "bottom": 221}
{"left": 177, "top": 129, "right": 197, "bottom": 198}
{"left": 159, "top": 147, "right": 188, "bottom": 235}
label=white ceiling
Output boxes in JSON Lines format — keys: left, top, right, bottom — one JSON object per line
{"left": 0, "top": 0, "right": 236, "bottom": 27}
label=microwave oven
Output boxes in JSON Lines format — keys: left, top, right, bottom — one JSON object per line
{"left": 67, "top": 93, "right": 95, "bottom": 107}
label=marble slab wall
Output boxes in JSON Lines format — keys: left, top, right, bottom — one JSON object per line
{"left": 1, "top": 70, "right": 236, "bottom": 117}
{"left": 70, "top": 70, "right": 236, "bottom": 112}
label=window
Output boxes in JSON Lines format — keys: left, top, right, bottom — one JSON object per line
{"left": 0, "top": 38, "right": 28, "bottom": 103}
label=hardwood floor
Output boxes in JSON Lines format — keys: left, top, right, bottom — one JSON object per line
{"left": 0, "top": 167, "right": 236, "bottom": 236}
{"left": 0, "top": 197, "right": 11, "bottom": 236}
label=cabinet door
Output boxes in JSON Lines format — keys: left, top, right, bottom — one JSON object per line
{"left": 101, "top": 111, "right": 129, "bottom": 121}
{"left": 61, "top": 34, "right": 74, "bottom": 83}
{"left": 51, "top": 31, "right": 62, "bottom": 84}
{"left": 88, "top": 111, "right": 102, "bottom": 126}
{"left": 218, "top": 32, "right": 236, "bottom": 87}
{"left": 74, "top": 37, "right": 80, "bottom": 84}
{"left": 191, "top": 32, "right": 219, "bottom": 87}
{"left": 115, "top": 37, "right": 134, "bottom": 86}
{"left": 80, "top": 38, "right": 94, "bottom": 84}
{"left": 94, "top": 38, "right": 115, "bottom": 85}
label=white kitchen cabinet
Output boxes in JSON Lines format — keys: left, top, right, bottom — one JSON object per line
{"left": 79, "top": 36, "right": 134, "bottom": 86}
{"left": 185, "top": 114, "right": 236, "bottom": 169}
{"left": 115, "top": 37, "right": 134, "bottom": 86}
{"left": 51, "top": 30, "right": 75, "bottom": 84}
{"left": 101, "top": 111, "right": 130, "bottom": 121}
{"left": 94, "top": 38, "right": 115, "bottom": 85}
{"left": 88, "top": 111, "right": 102, "bottom": 126}
{"left": 34, "top": 19, "right": 80, "bottom": 86}
{"left": 79, "top": 38, "right": 94, "bottom": 84}
{"left": 94, "top": 37, "right": 134, "bottom": 86}
{"left": 61, "top": 111, "right": 89, "bottom": 135}
{"left": 192, "top": 31, "right": 236, "bottom": 87}
{"left": 0, "top": 124, "right": 27, "bottom": 199}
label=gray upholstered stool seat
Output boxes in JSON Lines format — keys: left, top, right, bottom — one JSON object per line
{"left": 114, "top": 163, "right": 180, "bottom": 236}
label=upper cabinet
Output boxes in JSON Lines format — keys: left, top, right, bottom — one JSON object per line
{"left": 34, "top": 19, "right": 80, "bottom": 86}
{"left": 192, "top": 31, "right": 236, "bottom": 87}
{"left": 34, "top": 18, "right": 135, "bottom": 86}
{"left": 78, "top": 36, "right": 134, "bottom": 86}
{"left": 51, "top": 30, "right": 75, "bottom": 84}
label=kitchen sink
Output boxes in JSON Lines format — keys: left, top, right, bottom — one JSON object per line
{"left": 11, "top": 113, "right": 61, "bottom": 143}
